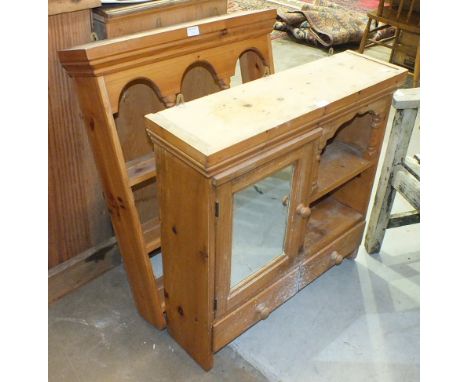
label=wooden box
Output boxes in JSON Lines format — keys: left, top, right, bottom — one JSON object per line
{"left": 145, "top": 51, "right": 406, "bottom": 370}
{"left": 92, "top": 0, "right": 228, "bottom": 39}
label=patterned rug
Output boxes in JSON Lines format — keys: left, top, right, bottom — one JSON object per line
{"left": 228, "top": 0, "right": 380, "bottom": 13}
{"left": 228, "top": 0, "right": 382, "bottom": 44}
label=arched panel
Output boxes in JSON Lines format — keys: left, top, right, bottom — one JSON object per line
{"left": 238, "top": 48, "right": 268, "bottom": 84}
{"left": 180, "top": 61, "right": 223, "bottom": 102}
{"left": 114, "top": 78, "right": 164, "bottom": 227}
{"left": 320, "top": 110, "right": 376, "bottom": 153}
{"left": 115, "top": 78, "right": 165, "bottom": 162}
{"left": 333, "top": 112, "right": 374, "bottom": 154}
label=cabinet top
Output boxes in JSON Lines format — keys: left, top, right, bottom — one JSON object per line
{"left": 146, "top": 51, "right": 406, "bottom": 170}
{"left": 59, "top": 9, "right": 275, "bottom": 73}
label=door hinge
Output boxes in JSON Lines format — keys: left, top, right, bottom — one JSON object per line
{"left": 215, "top": 201, "right": 219, "bottom": 217}
{"left": 214, "top": 298, "right": 218, "bottom": 311}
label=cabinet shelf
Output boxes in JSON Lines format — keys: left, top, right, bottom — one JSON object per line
{"left": 304, "top": 196, "right": 364, "bottom": 255}
{"left": 126, "top": 152, "right": 156, "bottom": 187}
{"left": 310, "top": 141, "right": 372, "bottom": 203}
{"left": 142, "top": 217, "right": 161, "bottom": 253}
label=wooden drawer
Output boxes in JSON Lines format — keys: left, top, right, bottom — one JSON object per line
{"left": 299, "top": 221, "right": 365, "bottom": 290}
{"left": 213, "top": 268, "right": 299, "bottom": 352}
{"left": 212, "top": 222, "right": 365, "bottom": 351}
{"left": 92, "top": 0, "right": 228, "bottom": 39}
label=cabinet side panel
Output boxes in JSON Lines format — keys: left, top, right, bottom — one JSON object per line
{"left": 158, "top": 147, "right": 214, "bottom": 370}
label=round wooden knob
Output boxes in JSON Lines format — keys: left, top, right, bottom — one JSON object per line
{"left": 256, "top": 304, "right": 270, "bottom": 320}
{"left": 296, "top": 204, "right": 311, "bottom": 218}
{"left": 331, "top": 251, "right": 343, "bottom": 265}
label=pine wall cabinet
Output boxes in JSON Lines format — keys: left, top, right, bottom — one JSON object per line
{"left": 146, "top": 51, "right": 406, "bottom": 370}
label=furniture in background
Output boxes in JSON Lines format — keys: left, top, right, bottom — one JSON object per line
{"left": 92, "top": 0, "right": 227, "bottom": 39}
{"left": 365, "top": 87, "right": 420, "bottom": 254}
{"left": 146, "top": 51, "right": 406, "bottom": 369}
{"left": 59, "top": 10, "right": 276, "bottom": 329}
{"left": 48, "top": 0, "right": 230, "bottom": 303}
{"left": 359, "top": 0, "right": 420, "bottom": 86}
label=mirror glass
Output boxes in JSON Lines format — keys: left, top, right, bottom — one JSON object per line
{"left": 230, "top": 165, "right": 293, "bottom": 288}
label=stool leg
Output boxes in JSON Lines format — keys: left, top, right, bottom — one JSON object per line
{"left": 365, "top": 106, "right": 419, "bottom": 254}
{"left": 359, "top": 18, "right": 372, "bottom": 53}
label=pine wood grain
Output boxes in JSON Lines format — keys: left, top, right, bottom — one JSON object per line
{"left": 157, "top": 147, "right": 215, "bottom": 370}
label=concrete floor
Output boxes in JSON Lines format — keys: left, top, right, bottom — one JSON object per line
{"left": 49, "top": 37, "right": 419, "bottom": 381}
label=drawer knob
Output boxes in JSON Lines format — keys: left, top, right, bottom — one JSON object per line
{"left": 256, "top": 304, "right": 270, "bottom": 320}
{"left": 331, "top": 251, "right": 343, "bottom": 265}
{"left": 296, "top": 204, "right": 311, "bottom": 218}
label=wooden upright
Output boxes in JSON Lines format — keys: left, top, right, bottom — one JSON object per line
{"left": 59, "top": 10, "right": 276, "bottom": 328}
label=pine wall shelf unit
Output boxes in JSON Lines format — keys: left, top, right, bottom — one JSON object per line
{"left": 59, "top": 10, "right": 276, "bottom": 329}
{"left": 146, "top": 51, "right": 406, "bottom": 370}
{"left": 49, "top": 0, "right": 229, "bottom": 303}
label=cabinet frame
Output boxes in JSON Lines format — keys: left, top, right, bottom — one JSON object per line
{"left": 146, "top": 50, "right": 408, "bottom": 370}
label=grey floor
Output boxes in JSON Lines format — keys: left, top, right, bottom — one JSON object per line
{"left": 49, "top": 37, "right": 420, "bottom": 382}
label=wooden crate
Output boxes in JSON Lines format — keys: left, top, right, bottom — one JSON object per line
{"left": 92, "top": 0, "right": 227, "bottom": 39}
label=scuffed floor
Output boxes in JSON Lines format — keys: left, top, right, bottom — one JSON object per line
{"left": 48, "top": 265, "right": 268, "bottom": 382}
{"left": 230, "top": 223, "right": 419, "bottom": 382}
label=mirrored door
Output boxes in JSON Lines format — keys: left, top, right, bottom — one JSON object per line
{"left": 230, "top": 165, "right": 293, "bottom": 288}
{"left": 214, "top": 137, "right": 321, "bottom": 317}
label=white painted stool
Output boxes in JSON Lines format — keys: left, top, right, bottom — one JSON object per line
{"left": 365, "top": 87, "right": 420, "bottom": 254}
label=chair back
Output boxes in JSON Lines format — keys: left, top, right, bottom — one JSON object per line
{"left": 378, "top": 0, "right": 420, "bottom": 23}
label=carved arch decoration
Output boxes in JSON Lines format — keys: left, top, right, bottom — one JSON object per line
{"left": 115, "top": 77, "right": 165, "bottom": 167}
{"left": 237, "top": 47, "right": 270, "bottom": 83}
{"left": 179, "top": 60, "right": 225, "bottom": 103}
{"left": 116, "top": 76, "right": 165, "bottom": 115}
{"left": 60, "top": 10, "right": 276, "bottom": 112}
{"left": 316, "top": 95, "right": 391, "bottom": 159}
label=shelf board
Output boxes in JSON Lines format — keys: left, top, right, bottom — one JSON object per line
{"left": 142, "top": 217, "right": 161, "bottom": 253}
{"left": 126, "top": 152, "right": 156, "bottom": 187}
{"left": 304, "top": 196, "right": 363, "bottom": 255}
{"left": 310, "top": 141, "right": 372, "bottom": 203}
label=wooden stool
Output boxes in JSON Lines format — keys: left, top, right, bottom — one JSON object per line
{"left": 359, "top": 0, "right": 420, "bottom": 87}
{"left": 365, "top": 87, "right": 420, "bottom": 254}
